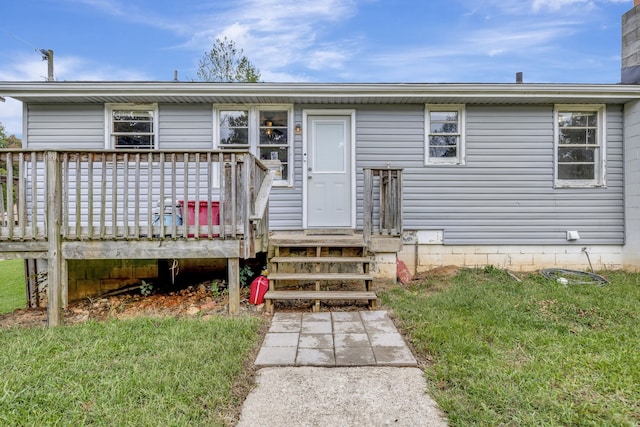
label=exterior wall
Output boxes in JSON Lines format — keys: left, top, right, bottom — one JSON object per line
{"left": 372, "top": 244, "right": 623, "bottom": 279}
{"left": 22, "top": 102, "right": 626, "bottom": 247}
{"left": 392, "top": 244, "right": 623, "bottom": 275}
{"left": 158, "top": 104, "right": 213, "bottom": 149}
{"left": 624, "top": 100, "right": 640, "bottom": 271}
{"left": 356, "top": 104, "right": 624, "bottom": 246}
{"left": 26, "top": 104, "right": 105, "bottom": 149}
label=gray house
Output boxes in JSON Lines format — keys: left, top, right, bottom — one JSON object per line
{"left": 2, "top": 3, "right": 640, "bottom": 322}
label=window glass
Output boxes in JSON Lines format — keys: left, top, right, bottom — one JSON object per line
{"left": 219, "top": 110, "right": 249, "bottom": 147}
{"left": 112, "top": 109, "right": 154, "bottom": 149}
{"left": 556, "top": 108, "right": 601, "bottom": 184}
{"left": 426, "top": 106, "right": 464, "bottom": 164}
{"left": 217, "top": 107, "right": 292, "bottom": 184}
{"left": 258, "top": 110, "right": 290, "bottom": 181}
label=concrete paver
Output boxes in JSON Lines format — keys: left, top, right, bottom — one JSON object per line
{"left": 254, "top": 310, "right": 417, "bottom": 367}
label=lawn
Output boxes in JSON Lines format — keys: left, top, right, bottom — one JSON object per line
{"left": 381, "top": 268, "right": 640, "bottom": 426}
{"left": 0, "top": 259, "right": 26, "bottom": 314}
{"left": 0, "top": 316, "right": 264, "bottom": 426}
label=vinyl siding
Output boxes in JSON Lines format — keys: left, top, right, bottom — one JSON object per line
{"left": 264, "top": 108, "right": 304, "bottom": 230}
{"left": 356, "top": 104, "right": 624, "bottom": 245}
{"left": 157, "top": 104, "right": 213, "bottom": 149}
{"left": 26, "top": 104, "right": 104, "bottom": 149}
{"left": 624, "top": 100, "right": 640, "bottom": 265}
{"left": 21, "top": 101, "right": 625, "bottom": 245}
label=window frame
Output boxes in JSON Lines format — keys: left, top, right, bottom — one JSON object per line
{"left": 105, "top": 103, "right": 158, "bottom": 149}
{"left": 425, "top": 104, "right": 466, "bottom": 166}
{"left": 213, "top": 104, "right": 294, "bottom": 187}
{"left": 553, "top": 104, "right": 606, "bottom": 188}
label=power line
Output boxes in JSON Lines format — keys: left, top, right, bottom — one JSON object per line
{"left": 2, "top": 30, "right": 42, "bottom": 56}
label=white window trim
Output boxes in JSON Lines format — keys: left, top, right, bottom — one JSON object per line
{"left": 213, "top": 104, "right": 294, "bottom": 187}
{"left": 104, "top": 103, "right": 159, "bottom": 149}
{"left": 425, "top": 104, "right": 466, "bottom": 166}
{"left": 553, "top": 104, "right": 606, "bottom": 188}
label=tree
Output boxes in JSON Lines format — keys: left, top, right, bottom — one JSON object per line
{"left": 196, "top": 37, "right": 261, "bottom": 83}
{"left": 0, "top": 122, "right": 21, "bottom": 148}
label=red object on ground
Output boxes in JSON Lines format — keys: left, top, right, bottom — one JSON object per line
{"left": 249, "top": 276, "right": 269, "bottom": 305}
{"left": 397, "top": 258, "right": 413, "bottom": 285}
{"left": 179, "top": 200, "right": 220, "bottom": 237}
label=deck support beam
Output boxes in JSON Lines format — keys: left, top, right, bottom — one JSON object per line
{"left": 228, "top": 258, "right": 240, "bottom": 315}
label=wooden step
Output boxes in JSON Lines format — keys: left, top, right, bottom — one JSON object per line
{"left": 264, "top": 290, "right": 377, "bottom": 314}
{"left": 270, "top": 256, "right": 370, "bottom": 264}
{"left": 270, "top": 235, "right": 366, "bottom": 248}
{"left": 268, "top": 273, "right": 373, "bottom": 281}
{"left": 265, "top": 290, "right": 377, "bottom": 300}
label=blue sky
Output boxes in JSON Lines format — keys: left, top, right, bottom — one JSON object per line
{"left": 0, "top": 0, "right": 633, "bottom": 137}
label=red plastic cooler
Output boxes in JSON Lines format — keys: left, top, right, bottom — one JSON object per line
{"left": 179, "top": 200, "right": 220, "bottom": 237}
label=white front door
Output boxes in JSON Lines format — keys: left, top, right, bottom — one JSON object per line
{"left": 305, "top": 114, "right": 353, "bottom": 228}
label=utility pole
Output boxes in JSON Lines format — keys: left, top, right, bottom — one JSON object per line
{"left": 40, "top": 49, "right": 54, "bottom": 81}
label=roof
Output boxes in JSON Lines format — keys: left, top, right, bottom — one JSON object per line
{"left": 1, "top": 81, "right": 640, "bottom": 105}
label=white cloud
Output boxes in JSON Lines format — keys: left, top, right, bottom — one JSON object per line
{"left": 70, "top": 0, "right": 359, "bottom": 81}
{"left": 532, "top": 0, "right": 593, "bottom": 12}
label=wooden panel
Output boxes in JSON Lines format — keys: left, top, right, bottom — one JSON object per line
{"left": 265, "top": 290, "right": 376, "bottom": 300}
{"left": 267, "top": 273, "right": 373, "bottom": 281}
{"left": 62, "top": 239, "right": 240, "bottom": 259}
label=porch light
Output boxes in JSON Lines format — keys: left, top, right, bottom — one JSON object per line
{"left": 295, "top": 123, "right": 302, "bottom": 134}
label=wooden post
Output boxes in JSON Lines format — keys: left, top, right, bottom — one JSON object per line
{"left": 228, "top": 257, "right": 240, "bottom": 315}
{"left": 363, "top": 168, "right": 373, "bottom": 246}
{"left": 46, "top": 151, "right": 64, "bottom": 326}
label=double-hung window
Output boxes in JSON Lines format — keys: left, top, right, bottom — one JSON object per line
{"left": 215, "top": 105, "right": 292, "bottom": 186}
{"left": 425, "top": 104, "right": 465, "bottom": 165}
{"left": 554, "top": 105, "right": 606, "bottom": 187}
{"left": 106, "top": 104, "right": 158, "bottom": 149}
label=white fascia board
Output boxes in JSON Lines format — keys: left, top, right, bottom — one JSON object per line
{"left": 2, "top": 81, "right": 640, "bottom": 103}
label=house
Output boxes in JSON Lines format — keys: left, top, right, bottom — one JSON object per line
{"left": 2, "top": 3, "right": 640, "bottom": 323}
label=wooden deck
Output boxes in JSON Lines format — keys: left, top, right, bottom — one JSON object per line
{"left": 0, "top": 150, "right": 273, "bottom": 324}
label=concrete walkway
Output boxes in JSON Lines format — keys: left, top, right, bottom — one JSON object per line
{"left": 237, "top": 311, "right": 448, "bottom": 426}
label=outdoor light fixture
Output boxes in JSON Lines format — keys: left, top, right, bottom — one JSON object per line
{"left": 295, "top": 123, "right": 302, "bottom": 134}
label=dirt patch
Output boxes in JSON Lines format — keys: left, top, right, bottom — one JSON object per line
{"left": 0, "top": 283, "right": 263, "bottom": 328}
{"left": 412, "top": 265, "right": 461, "bottom": 282}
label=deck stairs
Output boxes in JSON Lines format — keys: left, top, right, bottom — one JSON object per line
{"left": 265, "top": 233, "right": 376, "bottom": 313}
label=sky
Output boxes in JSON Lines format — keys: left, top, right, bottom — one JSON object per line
{"left": 0, "top": 0, "right": 634, "bottom": 137}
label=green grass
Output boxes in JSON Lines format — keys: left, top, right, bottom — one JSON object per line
{"left": 0, "top": 316, "right": 263, "bottom": 426}
{"left": 381, "top": 268, "right": 640, "bottom": 426}
{"left": 0, "top": 259, "right": 26, "bottom": 314}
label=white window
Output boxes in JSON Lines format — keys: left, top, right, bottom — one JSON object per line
{"left": 215, "top": 105, "right": 293, "bottom": 186}
{"left": 554, "top": 105, "right": 606, "bottom": 187}
{"left": 425, "top": 104, "right": 465, "bottom": 165}
{"left": 106, "top": 104, "right": 158, "bottom": 149}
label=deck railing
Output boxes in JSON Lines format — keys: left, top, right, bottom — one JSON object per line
{"left": 363, "top": 167, "right": 403, "bottom": 246}
{"left": 0, "top": 150, "right": 271, "bottom": 259}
